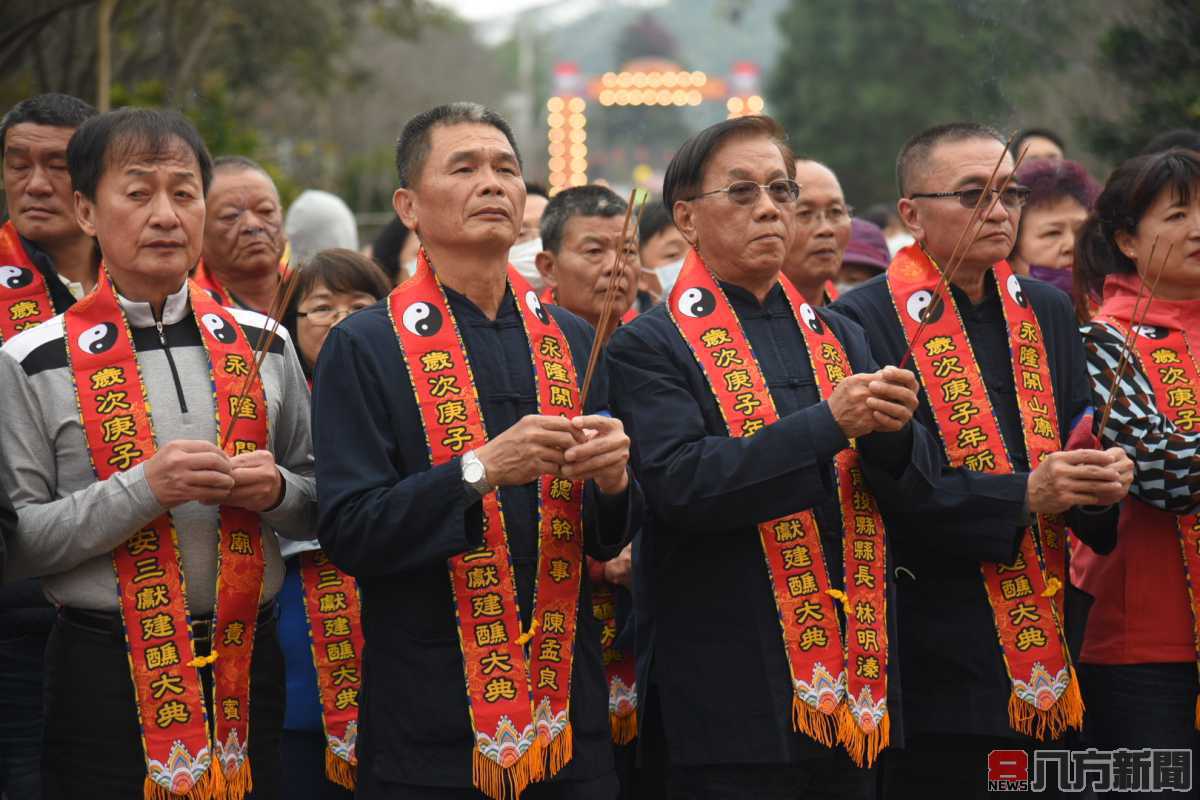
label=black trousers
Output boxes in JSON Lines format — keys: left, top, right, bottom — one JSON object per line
{"left": 1079, "top": 661, "right": 1200, "bottom": 796}
{"left": 883, "top": 734, "right": 1078, "bottom": 800}
{"left": 42, "top": 606, "right": 285, "bottom": 800}
{"left": 0, "top": 628, "right": 47, "bottom": 800}
{"left": 281, "top": 729, "right": 354, "bottom": 800}
{"left": 355, "top": 772, "right": 619, "bottom": 799}
{"left": 668, "top": 755, "right": 877, "bottom": 800}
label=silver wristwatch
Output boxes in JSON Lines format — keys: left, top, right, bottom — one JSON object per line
{"left": 461, "top": 450, "right": 493, "bottom": 497}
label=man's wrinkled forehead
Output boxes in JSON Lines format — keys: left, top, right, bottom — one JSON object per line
{"left": 701, "top": 133, "right": 793, "bottom": 187}
{"left": 102, "top": 133, "right": 200, "bottom": 184}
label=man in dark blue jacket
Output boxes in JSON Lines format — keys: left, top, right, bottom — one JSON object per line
{"left": 312, "top": 103, "right": 641, "bottom": 799}
{"left": 607, "top": 115, "right": 941, "bottom": 799}
{"left": 831, "top": 122, "right": 1132, "bottom": 797}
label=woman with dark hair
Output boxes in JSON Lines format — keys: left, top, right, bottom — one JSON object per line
{"left": 283, "top": 248, "right": 390, "bottom": 377}
{"left": 1008, "top": 158, "right": 1100, "bottom": 318}
{"left": 1072, "top": 147, "right": 1200, "bottom": 775}
{"left": 277, "top": 249, "right": 389, "bottom": 799}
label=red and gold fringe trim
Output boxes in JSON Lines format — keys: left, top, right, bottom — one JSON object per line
{"left": 610, "top": 710, "right": 638, "bottom": 746}
{"left": 836, "top": 705, "right": 890, "bottom": 768}
{"left": 546, "top": 723, "right": 574, "bottom": 777}
{"left": 324, "top": 748, "right": 356, "bottom": 792}
{"left": 142, "top": 761, "right": 226, "bottom": 800}
{"left": 792, "top": 697, "right": 838, "bottom": 747}
{"left": 1194, "top": 693, "right": 1199, "bottom": 731}
{"left": 220, "top": 757, "right": 253, "bottom": 800}
{"left": 1007, "top": 666, "right": 1085, "bottom": 741}
{"left": 472, "top": 737, "right": 545, "bottom": 800}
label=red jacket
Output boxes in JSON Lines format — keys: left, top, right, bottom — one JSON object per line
{"left": 1072, "top": 273, "right": 1200, "bottom": 664}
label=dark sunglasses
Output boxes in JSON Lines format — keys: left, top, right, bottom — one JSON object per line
{"left": 908, "top": 185, "right": 1032, "bottom": 210}
{"left": 691, "top": 179, "right": 802, "bottom": 206}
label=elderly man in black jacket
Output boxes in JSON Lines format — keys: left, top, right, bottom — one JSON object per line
{"left": 607, "top": 115, "right": 941, "bottom": 799}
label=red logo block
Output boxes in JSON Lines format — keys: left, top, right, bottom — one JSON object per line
{"left": 989, "top": 749, "right": 1030, "bottom": 783}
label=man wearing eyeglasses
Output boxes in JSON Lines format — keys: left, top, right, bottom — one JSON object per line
{"left": 782, "top": 159, "right": 853, "bottom": 307}
{"left": 831, "top": 122, "right": 1131, "bottom": 797}
{"left": 607, "top": 116, "right": 942, "bottom": 798}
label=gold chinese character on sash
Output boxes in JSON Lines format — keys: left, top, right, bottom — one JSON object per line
{"left": 700, "top": 327, "right": 732, "bottom": 347}
{"left": 9, "top": 299, "right": 39, "bottom": 320}
{"left": 421, "top": 351, "right": 453, "bottom": 372}
{"left": 224, "top": 354, "right": 250, "bottom": 377}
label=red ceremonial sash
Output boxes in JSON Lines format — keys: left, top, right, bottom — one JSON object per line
{"left": 667, "top": 249, "right": 891, "bottom": 765}
{"left": 0, "top": 220, "right": 57, "bottom": 344}
{"left": 887, "top": 244, "right": 1081, "bottom": 739}
{"left": 1092, "top": 312, "right": 1200, "bottom": 729}
{"left": 298, "top": 550, "right": 365, "bottom": 789}
{"left": 389, "top": 252, "right": 585, "bottom": 799}
{"left": 64, "top": 271, "right": 268, "bottom": 800}
{"left": 191, "top": 257, "right": 289, "bottom": 313}
{"left": 591, "top": 582, "right": 637, "bottom": 744}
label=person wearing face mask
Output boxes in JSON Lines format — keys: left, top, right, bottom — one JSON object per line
{"left": 193, "top": 156, "right": 290, "bottom": 313}
{"left": 636, "top": 200, "right": 690, "bottom": 306}
{"left": 1007, "top": 159, "right": 1101, "bottom": 321}
{"left": 1071, "top": 149, "right": 1200, "bottom": 785}
{"left": 832, "top": 122, "right": 1133, "bottom": 797}
{"left": 783, "top": 159, "right": 853, "bottom": 307}
{"left": 0, "top": 108, "right": 317, "bottom": 800}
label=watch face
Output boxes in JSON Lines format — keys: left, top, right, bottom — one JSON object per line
{"left": 465, "top": 461, "right": 485, "bottom": 484}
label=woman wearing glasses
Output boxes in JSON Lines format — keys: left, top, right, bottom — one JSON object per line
{"left": 278, "top": 249, "right": 390, "bottom": 799}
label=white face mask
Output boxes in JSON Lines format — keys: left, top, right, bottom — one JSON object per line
{"left": 653, "top": 256, "right": 686, "bottom": 297}
{"left": 401, "top": 258, "right": 417, "bottom": 279}
{"left": 508, "top": 237, "right": 545, "bottom": 289}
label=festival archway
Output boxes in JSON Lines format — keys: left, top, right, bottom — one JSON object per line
{"left": 545, "top": 59, "right": 765, "bottom": 194}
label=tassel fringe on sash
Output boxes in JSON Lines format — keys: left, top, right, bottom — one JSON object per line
{"left": 610, "top": 710, "right": 637, "bottom": 746}
{"left": 142, "top": 760, "right": 231, "bottom": 800}
{"left": 323, "top": 748, "right": 356, "bottom": 792}
{"left": 1007, "top": 666, "right": 1085, "bottom": 741}
{"left": 792, "top": 698, "right": 838, "bottom": 748}
{"left": 472, "top": 738, "right": 545, "bottom": 800}
{"left": 836, "top": 706, "right": 890, "bottom": 768}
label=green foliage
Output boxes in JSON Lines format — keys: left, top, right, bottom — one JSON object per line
{"left": 767, "top": 0, "right": 1078, "bottom": 205}
{"left": 1080, "top": 0, "right": 1200, "bottom": 160}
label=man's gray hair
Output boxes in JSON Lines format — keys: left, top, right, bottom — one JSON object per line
{"left": 539, "top": 185, "right": 627, "bottom": 254}
{"left": 394, "top": 102, "right": 522, "bottom": 188}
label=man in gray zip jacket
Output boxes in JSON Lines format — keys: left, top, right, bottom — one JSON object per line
{"left": 0, "top": 108, "right": 316, "bottom": 799}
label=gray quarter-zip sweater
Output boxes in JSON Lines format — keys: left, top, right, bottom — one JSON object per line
{"left": 0, "top": 282, "right": 316, "bottom": 613}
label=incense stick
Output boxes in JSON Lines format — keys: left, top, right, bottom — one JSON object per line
{"left": 579, "top": 188, "right": 640, "bottom": 409}
{"left": 1095, "top": 238, "right": 1173, "bottom": 437}
{"left": 218, "top": 270, "right": 302, "bottom": 448}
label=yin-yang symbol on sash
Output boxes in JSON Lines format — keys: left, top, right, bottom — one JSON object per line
{"left": 402, "top": 301, "right": 442, "bottom": 337}
{"left": 1135, "top": 324, "right": 1168, "bottom": 340}
{"left": 1006, "top": 274, "right": 1028, "bottom": 308}
{"left": 77, "top": 322, "right": 119, "bottom": 354}
{"left": 524, "top": 290, "right": 550, "bottom": 324}
{"left": 0, "top": 266, "right": 34, "bottom": 289}
{"left": 200, "top": 312, "right": 238, "bottom": 344}
{"left": 677, "top": 286, "right": 715, "bottom": 318}
{"left": 905, "top": 289, "right": 943, "bottom": 324}
{"left": 798, "top": 303, "right": 824, "bottom": 334}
